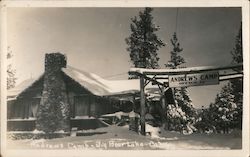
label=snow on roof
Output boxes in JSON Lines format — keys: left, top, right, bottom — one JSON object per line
{"left": 62, "top": 66, "right": 141, "bottom": 96}
{"left": 101, "top": 111, "right": 130, "bottom": 119}
{"left": 7, "top": 75, "right": 43, "bottom": 99}
{"left": 7, "top": 66, "right": 163, "bottom": 100}
{"left": 130, "top": 63, "right": 243, "bottom": 75}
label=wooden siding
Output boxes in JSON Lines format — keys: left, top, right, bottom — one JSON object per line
{"left": 7, "top": 72, "right": 134, "bottom": 131}
{"left": 63, "top": 73, "right": 120, "bottom": 117}
{"left": 74, "top": 96, "right": 90, "bottom": 116}
{"left": 7, "top": 120, "right": 36, "bottom": 131}
{"left": 17, "top": 75, "right": 44, "bottom": 99}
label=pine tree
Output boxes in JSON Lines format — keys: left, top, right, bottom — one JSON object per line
{"left": 195, "top": 24, "right": 243, "bottom": 133}
{"left": 209, "top": 83, "right": 237, "bottom": 133}
{"left": 195, "top": 105, "right": 214, "bottom": 133}
{"left": 230, "top": 24, "right": 243, "bottom": 129}
{"left": 125, "top": 7, "right": 165, "bottom": 72}
{"left": 7, "top": 46, "right": 17, "bottom": 90}
{"left": 165, "top": 33, "right": 196, "bottom": 133}
{"left": 165, "top": 32, "right": 185, "bottom": 69}
{"left": 231, "top": 24, "right": 242, "bottom": 64}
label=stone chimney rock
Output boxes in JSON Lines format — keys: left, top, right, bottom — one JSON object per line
{"left": 37, "top": 52, "right": 70, "bottom": 133}
{"left": 45, "top": 53, "right": 67, "bottom": 72}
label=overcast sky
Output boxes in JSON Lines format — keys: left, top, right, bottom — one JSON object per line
{"left": 7, "top": 7, "right": 241, "bottom": 108}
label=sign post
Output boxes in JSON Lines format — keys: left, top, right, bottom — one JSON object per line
{"left": 129, "top": 64, "right": 243, "bottom": 136}
{"left": 140, "top": 76, "right": 146, "bottom": 136}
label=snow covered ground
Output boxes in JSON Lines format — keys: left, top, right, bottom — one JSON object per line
{"left": 7, "top": 125, "right": 241, "bottom": 150}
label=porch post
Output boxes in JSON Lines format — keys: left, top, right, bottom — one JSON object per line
{"left": 132, "top": 94, "right": 136, "bottom": 111}
{"left": 161, "top": 86, "right": 167, "bottom": 129}
{"left": 140, "top": 76, "right": 146, "bottom": 135}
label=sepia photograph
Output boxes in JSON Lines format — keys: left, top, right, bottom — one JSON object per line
{"left": 1, "top": 1, "right": 249, "bottom": 157}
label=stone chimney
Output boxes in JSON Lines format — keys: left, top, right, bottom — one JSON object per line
{"left": 37, "top": 53, "right": 70, "bottom": 133}
{"left": 44, "top": 53, "right": 67, "bottom": 72}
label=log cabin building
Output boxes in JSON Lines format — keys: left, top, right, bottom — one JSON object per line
{"left": 7, "top": 53, "right": 172, "bottom": 132}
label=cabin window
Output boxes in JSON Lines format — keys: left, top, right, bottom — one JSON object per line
{"left": 29, "top": 98, "right": 40, "bottom": 117}
{"left": 90, "top": 98, "right": 96, "bottom": 116}
{"left": 74, "top": 96, "right": 90, "bottom": 116}
{"left": 8, "top": 98, "right": 40, "bottom": 119}
{"left": 11, "top": 100, "right": 21, "bottom": 118}
{"left": 10, "top": 99, "right": 28, "bottom": 119}
{"left": 7, "top": 100, "right": 14, "bottom": 119}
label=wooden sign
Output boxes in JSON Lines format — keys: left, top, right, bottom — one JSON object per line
{"left": 168, "top": 71, "right": 219, "bottom": 87}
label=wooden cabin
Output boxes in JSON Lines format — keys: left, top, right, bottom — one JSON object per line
{"left": 7, "top": 53, "right": 173, "bottom": 132}
{"left": 7, "top": 53, "right": 135, "bottom": 132}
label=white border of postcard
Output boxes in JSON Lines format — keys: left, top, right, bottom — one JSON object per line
{"left": 1, "top": 0, "right": 249, "bottom": 157}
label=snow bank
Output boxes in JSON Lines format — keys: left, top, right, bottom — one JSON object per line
{"left": 145, "top": 124, "right": 161, "bottom": 139}
{"left": 101, "top": 111, "right": 129, "bottom": 119}
{"left": 71, "top": 116, "right": 95, "bottom": 120}
{"left": 33, "top": 129, "right": 45, "bottom": 134}
{"left": 7, "top": 117, "right": 37, "bottom": 121}
{"left": 155, "top": 142, "right": 231, "bottom": 150}
{"left": 8, "top": 125, "right": 241, "bottom": 150}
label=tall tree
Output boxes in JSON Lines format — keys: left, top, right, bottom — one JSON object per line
{"left": 165, "top": 33, "right": 196, "bottom": 133}
{"left": 195, "top": 105, "right": 215, "bottom": 133}
{"left": 7, "top": 46, "right": 17, "bottom": 90}
{"left": 230, "top": 24, "right": 243, "bottom": 129}
{"left": 196, "top": 24, "right": 243, "bottom": 133}
{"left": 125, "top": 7, "right": 165, "bottom": 71}
{"left": 208, "top": 83, "right": 237, "bottom": 133}
{"left": 231, "top": 23, "right": 242, "bottom": 64}
{"left": 165, "top": 32, "right": 185, "bottom": 69}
